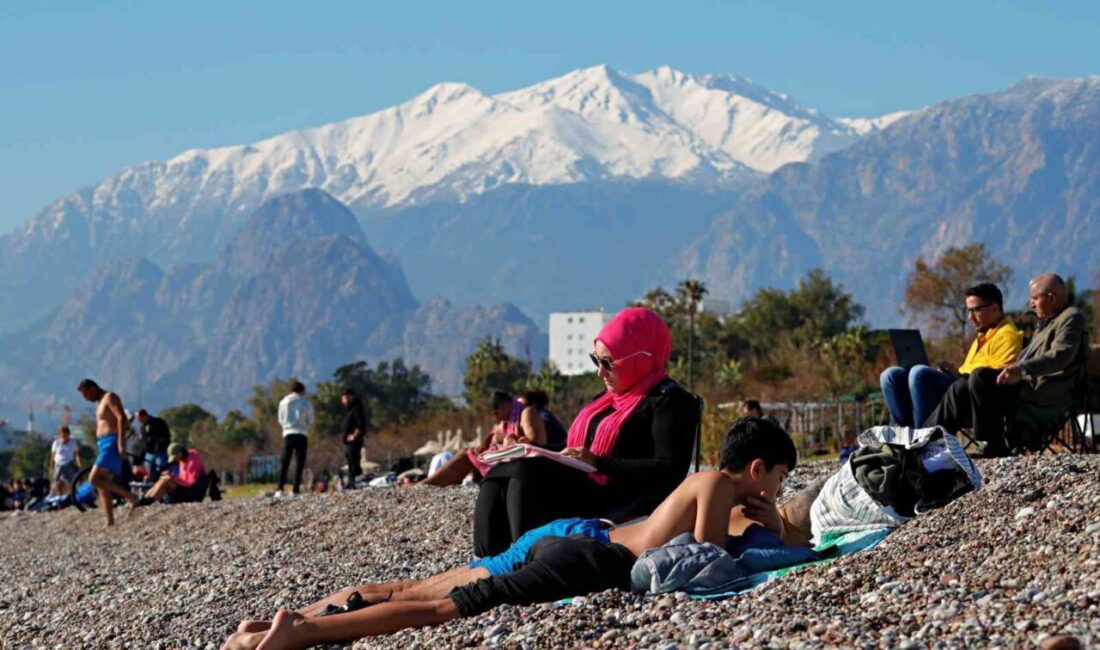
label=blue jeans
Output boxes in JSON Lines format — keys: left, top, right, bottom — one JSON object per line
{"left": 144, "top": 452, "right": 169, "bottom": 480}
{"left": 880, "top": 365, "right": 957, "bottom": 427}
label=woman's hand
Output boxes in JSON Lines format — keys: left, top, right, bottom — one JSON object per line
{"left": 561, "top": 446, "right": 597, "bottom": 467}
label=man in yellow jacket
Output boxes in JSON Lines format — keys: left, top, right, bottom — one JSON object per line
{"left": 881, "top": 283, "right": 1022, "bottom": 427}
{"left": 927, "top": 274, "right": 1089, "bottom": 456}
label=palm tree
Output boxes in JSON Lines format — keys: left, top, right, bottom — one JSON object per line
{"left": 677, "top": 279, "right": 708, "bottom": 393}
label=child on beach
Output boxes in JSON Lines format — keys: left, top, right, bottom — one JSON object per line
{"left": 219, "top": 417, "right": 796, "bottom": 650}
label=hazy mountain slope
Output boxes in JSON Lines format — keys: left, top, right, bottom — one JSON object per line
{"left": 0, "top": 191, "right": 543, "bottom": 416}
{"left": 668, "top": 77, "right": 1100, "bottom": 323}
{"left": 0, "top": 65, "right": 885, "bottom": 333}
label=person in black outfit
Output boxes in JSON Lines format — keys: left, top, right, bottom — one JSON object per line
{"left": 518, "top": 389, "right": 568, "bottom": 451}
{"left": 136, "top": 409, "right": 172, "bottom": 479}
{"left": 341, "top": 389, "right": 370, "bottom": 485}
{"left": 473, "top": 307, "right": 699, "bottom": 556}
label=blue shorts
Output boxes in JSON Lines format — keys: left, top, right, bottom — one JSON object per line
{"left": 469, "top": 517, "right": 610, "bottom": 577}
{"left": 94, "top": 434, "right": 124, "bottom": 477}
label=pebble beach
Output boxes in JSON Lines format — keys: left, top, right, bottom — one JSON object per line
{"left": 1, "top": 455, "right": 1098, "bottom": 649}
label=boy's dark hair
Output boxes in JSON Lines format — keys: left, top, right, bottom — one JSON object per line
{"left": 520, "top": 389, "right": 549, "bottom": 410}
{"left": 290, "top": 381, "right": 306, "bottom": 394}
{"left": 490, "top": 390, "right": 513, "bottom": 410}
{"left": 743, "top": 399, "right": 762, "bottom": 412}
{"left": 77, "top": 378, "right": 100, "bottom": 391}
{"left": 965, "top": 283, "right": 1004, "bottom": 311}
{"left": 719, "top": 417, "right": 797, "bottom": 473}
{"left": 341, "top": 387, "right": 357, "bottom": 398}
{"left": 137, "top": 409, "right": 149, "bottom": 417}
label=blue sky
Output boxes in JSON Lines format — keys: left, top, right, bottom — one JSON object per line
{"left": 2, "top": 0, "right": 1099, "bottom": 231}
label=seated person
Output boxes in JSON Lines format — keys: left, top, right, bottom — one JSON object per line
{"left": 219, "top": 417, "right": 795, "bottom": 650}
{"left": 419, "top": 391, "right": 517, "bottom": 487}
{"left": 513, "top": 389, "right": 567, "bottom": 451}
{"left": 926, "top": 273, "right": 1088, "bottom": 456}
{"left": 881, "top": 282, "right": 1021, "bottom": 427}
{"left": 473, "top": 307, "right": 699, "bottom": 556}
{"left": 142, "top": 443, "right": 207, "bottom": 504}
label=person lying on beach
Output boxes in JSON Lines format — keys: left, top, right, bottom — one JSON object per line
{"left": 218, "top": 417, "right": 796, "bottom": 650}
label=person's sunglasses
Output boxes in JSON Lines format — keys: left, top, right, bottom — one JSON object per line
{"left": 966, "top": 302, "right": 994, "bottom": 315}
{"left": 589, "top": 350, "right": 653, "bottom": 372}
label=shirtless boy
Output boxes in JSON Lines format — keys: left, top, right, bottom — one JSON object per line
{"left": 77, "top": 378, "right": 137, "bottom": 527}
{"left": 220, "top": 417, "right": 796, "bottom": 650}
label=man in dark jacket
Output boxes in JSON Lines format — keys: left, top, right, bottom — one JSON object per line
{"left": 136, "top": 409, "right": 172, "bottom": 480}
{"left": 926, "top": 273, "right": 1089, "bottom": 456}
{"left": 342, "top": 389, "right": 371, "bottom": 486}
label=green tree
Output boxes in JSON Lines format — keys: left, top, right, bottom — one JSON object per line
{"left": 247, "top": 378, "right": 300, "bottom": 445}
{"left": 463, "top": 338, "right": 531, "bottom": 410}
{"left": 903, "top": 243, "right": 1012, "bottom": 349}
{"left": 677, "top": 279, "right": 708, "bottom": 393}
{"left": 726, "top": 269, "right": 864, "bottom": 357}
{"left": 10, "top": 435, "right": 51, "bottom": 478}
{"left": 160, "top": 403, "right": 217, "bottom": 447}
{"left": 314, "top": 359, "right": 442, "bottom": 436}
{"left": 219, "top": 409, "right": 265, "bottom": 448}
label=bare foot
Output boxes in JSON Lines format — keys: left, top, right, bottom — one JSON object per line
{"left": 256, "top": 609, "right": 306, "bottom": 650}
{"left": 219, "top": 629, "right": 266, "bottom": 650}
{"left": 238, "top": 620, "right": 271, "bottom": 633}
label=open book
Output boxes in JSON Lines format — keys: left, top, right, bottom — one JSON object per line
{"left": 478, "top": 444, "right": 596, "bottom": 473}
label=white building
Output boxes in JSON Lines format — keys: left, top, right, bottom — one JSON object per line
{"left": 548, "top": 310, "right": 613, "bottom": 376}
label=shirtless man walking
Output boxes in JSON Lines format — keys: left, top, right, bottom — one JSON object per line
{"left": 77, "top": 378, "right": 137, "bottom": 527}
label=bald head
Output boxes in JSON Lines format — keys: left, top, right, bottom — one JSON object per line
{"left": 1029, "top": 273, "right": 1068, "bottom": 320}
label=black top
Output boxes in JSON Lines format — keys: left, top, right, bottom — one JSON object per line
{"left": 342, "top": 399, "right": 370, "bottom": 441}
{"left": 142, "top": 416, "right": 171, "bottom": 455}
{"left": 587, "top": 378, "right": 698, "bottom": 499}
{"left": 540, "top": 409, "right": 568, "bottom": 452}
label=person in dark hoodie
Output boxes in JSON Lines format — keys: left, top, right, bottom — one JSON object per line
{"left": 341, "top": 389, "right": 371, "bottom": 486}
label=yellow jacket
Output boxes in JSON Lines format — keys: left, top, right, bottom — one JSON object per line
{"left": 958, "top": 318, "right": 1023, "bottom": 374}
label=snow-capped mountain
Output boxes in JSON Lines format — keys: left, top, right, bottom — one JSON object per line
{"left": 0, "top": 64, "right": 903, "bottom": 334}
{"left": 146, "top": 64, "right": 891, "bottom": 211}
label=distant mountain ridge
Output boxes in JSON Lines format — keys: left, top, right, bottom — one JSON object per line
{"left": 0, "top": 191, "right": 545, "bottom": 415}
{"left": 0, "top": 65, "right": 899, "bottom": 333}
{"left": 666, "top": 76, "right": 1100, "bottom": 323}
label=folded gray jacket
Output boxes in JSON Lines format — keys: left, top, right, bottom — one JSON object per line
{"left": 630, "top": 533, "right": 747, "bottom": 595}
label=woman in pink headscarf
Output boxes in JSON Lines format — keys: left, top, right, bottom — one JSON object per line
{"left": 472, "top": 307, "right": 699, "bottom": 557}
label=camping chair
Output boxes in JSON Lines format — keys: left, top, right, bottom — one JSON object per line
{"left": 1007, "top": 370, "right": 1093, "bottom": 455}
{"left": 693, "top": 395, "right": 705, "bottom": 472}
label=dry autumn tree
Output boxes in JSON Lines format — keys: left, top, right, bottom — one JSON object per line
{"left": 903, "top": 243, "right": 1012, "bottom": 351}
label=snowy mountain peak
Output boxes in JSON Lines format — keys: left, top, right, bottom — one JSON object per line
{"left": 10, "top": 65, "right": 908, "bottom": 264}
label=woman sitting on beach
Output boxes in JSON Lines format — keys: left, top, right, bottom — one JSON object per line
{"left": 421, "top": 389, "right": 567, "bottom": 486}
{"left": 218, "top": 418, "right": 794, "bottom": 650}
{"left": 473, "top": 307, "right": 699, "bottom": 556}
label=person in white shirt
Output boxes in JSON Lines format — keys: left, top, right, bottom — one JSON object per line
{"left": 49, "top": 426, "right": 82, "bottom": 496}
{"left": 277, "top": 381, "right": 314, "bottom": 496}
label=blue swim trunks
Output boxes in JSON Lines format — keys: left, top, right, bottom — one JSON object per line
{"left": 469, "top": 517, "right": 610, "bottom": 577}
{"left": 94, "top": 433, "right": 124, "bottom": 477}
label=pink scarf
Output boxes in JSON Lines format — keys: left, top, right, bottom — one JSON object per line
{"left": 566, "top": 307, "right": 672, "bottom": 462}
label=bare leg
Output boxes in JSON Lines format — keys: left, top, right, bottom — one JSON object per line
{"left": 420, "top": 453, "right": 475, "bottom": 487}
{"left": 90, "top": 467, "right": 136, "bottom": 526}
{"left": 144, "top": 476, "right": 176, "bottom": 501}
{"left": 238, "top": 565, "right": 489, "bottom": 635}
{"left": 257, "top": 600, "right": 460, "bottom": 650}
{"left": 98, "top": 482, "right": 114, "bottom": 527}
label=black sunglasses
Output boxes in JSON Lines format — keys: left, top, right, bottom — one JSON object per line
{"left": 588, "top": 350, "right": 652, "bottom": 372}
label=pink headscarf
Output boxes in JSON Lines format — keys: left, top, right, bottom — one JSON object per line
{"left": 566, "top": 307, "right": 673, "bottom": 461}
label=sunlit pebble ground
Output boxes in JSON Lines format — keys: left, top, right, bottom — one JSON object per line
{"left": 1, "top": 456, "right": 1098, "bottom": 649}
